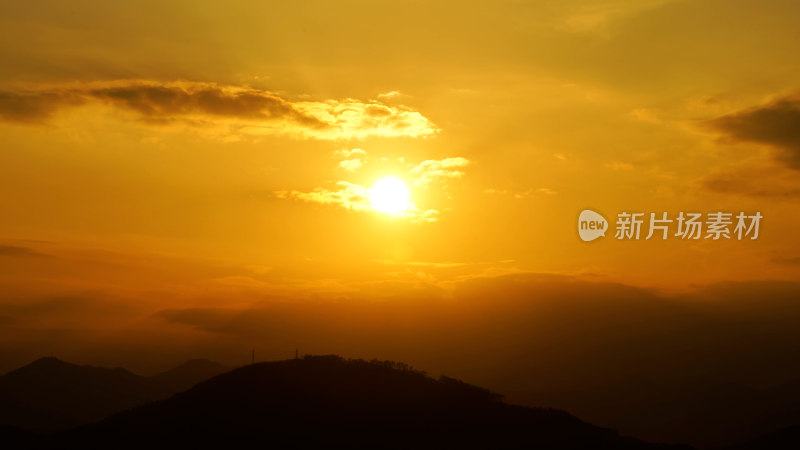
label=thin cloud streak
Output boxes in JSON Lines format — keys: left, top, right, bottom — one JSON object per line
{"left": 410, "top": 157, "right": 470, "bottom": 187}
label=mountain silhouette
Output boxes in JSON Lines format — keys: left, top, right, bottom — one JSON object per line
{"left": 147, "top": 358, "right": 230, "bottom": 393}
{"left": 531, "top": 375, "right": 800, "bottom": 448}
{"left": 45, "top": 355, "right": 690, "bottom": 450}
{"left": 0, "top": 357, "right": 230, "bottom": 431}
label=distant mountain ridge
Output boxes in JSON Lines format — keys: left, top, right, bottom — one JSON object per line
{"left": 529, "top": 375, "right": 800, "bottom": 448}
{"left": 146, "top": 358, "right": 231, "bottom": 392}
{"left": 48, "top": 355, "right": 690, "bottom": 450}
{"left": 0, "top": 356, "right": 230, "bottom": 431}
{"left": 4, "top": 355, "right": 797, "bottom": 449}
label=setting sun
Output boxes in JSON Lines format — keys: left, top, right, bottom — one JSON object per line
{"left": 3, "top": 3, "right": 800, "bottom": 448}
{"left": 369, "top": 177, "right": 411, "bottom": 216}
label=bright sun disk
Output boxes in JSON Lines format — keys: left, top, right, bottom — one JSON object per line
{"left": 369, "top": 177, "right": 411, "bottom": 216}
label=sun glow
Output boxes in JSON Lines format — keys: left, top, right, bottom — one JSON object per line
{"left": 369, "top": 177, "right": 411, "bottom": 216}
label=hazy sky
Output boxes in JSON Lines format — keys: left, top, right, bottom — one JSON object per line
{"left": 1, "top": 0, "right": 800, "bottom": 378}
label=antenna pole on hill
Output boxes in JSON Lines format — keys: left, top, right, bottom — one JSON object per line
{"left": 295, "top": 348, "right": 299, "bottom": 360}
{"left": 252, "top": 349, "right": 255, "bottom": 365}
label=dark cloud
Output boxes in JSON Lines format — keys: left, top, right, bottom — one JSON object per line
{"left": 0, "top": 245, "right": 48, "bottom": 258}
{"left": 701, "top": 173, "right": 800, "bottom": 197}
{"left": 772, "top": 255, "right": 800, "bottom": 266}
{"left": 0, "top": 81, "right": 437, "bottom": 139}
{"left": 0, "top": 296, "right": 137, "bottom": 320}
{"left": 698, "top": 164, "right": 800, "bottom": 197}
{"left": 156, "top": 308, "right": 240, "bottom": 334}
{"left": 706, "top": 94, "right": 800, "bottom": 169}
{"left": 0, "top": 82, "right": 323, "bottom": 127}
{"left": 0, "top": 91, "right": 83, "bottom": 124}
{"left": 85, "top": 83, "right": 325, "bottom": 127}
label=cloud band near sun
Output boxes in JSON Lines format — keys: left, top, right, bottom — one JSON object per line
{"left": 274, "top": 156, "right": 469, "bottom": 223}
{"left": 0, "top": 80, "right": 438, "bottom": 140}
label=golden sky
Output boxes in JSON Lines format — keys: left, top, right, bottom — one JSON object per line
{"left": 1, "top": 0, "right": 800, "bottom": 378}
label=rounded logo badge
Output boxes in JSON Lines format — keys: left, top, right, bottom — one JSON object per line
{"left": 578, "top": 209, "right": 607, "bottom": 242}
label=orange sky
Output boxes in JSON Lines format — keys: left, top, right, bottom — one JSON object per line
{"left": 1, "top": 0, "right": 800, "bottom": 377}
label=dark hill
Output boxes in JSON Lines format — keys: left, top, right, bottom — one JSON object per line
{"left": 0, "top": 357, "right": 162, "bottom": 430}
{"left": 0, "top": 357, "right": 230, "bottom": 431}
{"left": 53, "top": 355, "right": 692, "bottom": 450}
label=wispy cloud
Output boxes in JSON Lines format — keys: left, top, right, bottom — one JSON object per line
{"left": 558, "top": 0, "right": 676, "bottom": 33}
{"left": 290, "top": 98, "right": 438, "bottom": 139}
{"left": 0, "top": 81, "right": 438, "bottom": 140}
{"left": 333, "top": 148, "right": 367, "bottom": 158}
{"left": 410, "top": 157, "right": 470, "bottom": 187}
{"left": 0, "top": 245, "right": 48, "bottom": 258}
{"left": 515, "top": 188, "right": 558, "bottom": 198}
{"left": 334, "top": 148, "right": 367, "bottom": 172}
{"left": 275, "top": 181, "right": 372, "bottom": 212}
{"left": 484, "top": 187, "right": 557, "bottom": 198}
{"left": 377, "top": 91, "right": 407, "bottom": 100}
{"left": 275, "top": 181, "right": 439, "bottom": 224}
{"left": 338, "top": 159, "right": 364, "bottom": 172}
